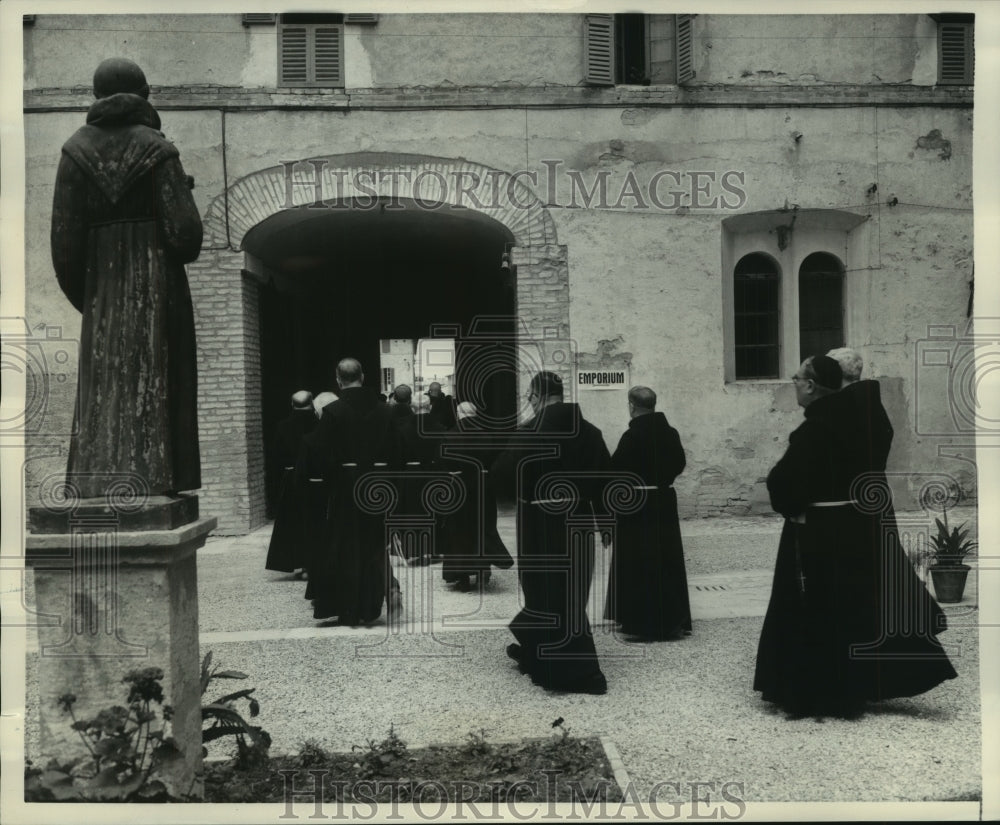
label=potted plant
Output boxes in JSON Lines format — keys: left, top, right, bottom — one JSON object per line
{"left": 928, "top": 510, "right": 977, "bottom": 604}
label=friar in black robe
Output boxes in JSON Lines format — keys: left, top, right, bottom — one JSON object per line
{"left": 492, "top": 372, "right": 611, "bottom": 695}
{"left": 754, "top": 355, "right": 956, "bottom": 717}
{"left": 51, "top": 58, "right": 202, "bottom": 498}
{"left": 265, "top": 391, "right": 318, "bottom": 573}
{"left": 604, "top": 386, "right": 692, "bottom": 639}
{"left": 438, "top": 402, "right": 513, "bottom": 590}
{"left": 385, "top": 385, "right": 439, "bottom": 563}
{"left": 302, "top": 359, "right": 399, "bottom": 625}
{"left": 425, "top": 382, "right": 457, "bottom": 431}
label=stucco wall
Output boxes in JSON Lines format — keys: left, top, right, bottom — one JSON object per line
{"left": 26, "top": 96, "right": 974, "bottom": 528}
{"left": 24, "top": 13, "right": 949, "bottom": 92}
{"left": 691, "top": 14, "right": 941, "bottom": 86}
{"left": 21, "top": 12, "right": 974, "bottom": 530}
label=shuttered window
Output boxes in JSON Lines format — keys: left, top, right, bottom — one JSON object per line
{"left": 585, "top": 14, "right": 615, "bottom": 85}
{"left": 938, "top": 20, "right": 974, "bottom": 84}
{"left": 675, "top": 14, "right": 694, "bottom": 84}
{"left": 279, "top": 22, "right": 344, "bottom": 87}
{"left": 242, "top": 14, "right": 276, "bottom": 25}
{"left": 586, "top": 13, "right": 693, "bottom": 85}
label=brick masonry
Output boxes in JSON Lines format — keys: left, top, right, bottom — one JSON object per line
{"left": 196, "top": 155, "right": 567, "bottom": 533}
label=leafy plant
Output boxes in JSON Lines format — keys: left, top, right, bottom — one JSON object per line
{"left": 24, "top": 668, "right": 181, "bottom": 802}
{"left": 462, "top": 728, "right": 493, "bottom": 757}
{"left": 929, "top": 510, "right": 977, "bottom": 567}
{"left": 351, "top": 723, "right": 408, "bottom": 778}
{"left": 294, "top": 738, "right": 330, "bottom": 769}
{"left": 200, "top": 651, "right": 271, "bottom": 769}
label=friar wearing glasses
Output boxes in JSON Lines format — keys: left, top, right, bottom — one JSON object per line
{"left": 491, "top": 371, "right": 612, "bottom": 695}
{"left": 754, "top": 354, "right": 956, "bottom": 718}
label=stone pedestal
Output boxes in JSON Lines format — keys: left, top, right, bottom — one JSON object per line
{"left": 25, "top": 513, "right": 215, "bottom": 799}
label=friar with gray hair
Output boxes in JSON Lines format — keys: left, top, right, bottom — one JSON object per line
{"left": 51, "top": 58, "right": 203, "bottom": 499}
{"left": 826, "top": 346, "right": 894, "bottom": 469}
{"left": 604, "top": 386, "right": 691, "bottom": 640}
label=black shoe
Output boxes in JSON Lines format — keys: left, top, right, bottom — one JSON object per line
{"left": 455, "top": 576, "right": 472, "bottom": 592}
{"left": 506, "top": 643, "right": 523, "bottom": 662}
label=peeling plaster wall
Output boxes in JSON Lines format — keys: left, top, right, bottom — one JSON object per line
{"left": 25, "top": 13, "right": 949, "bottom": 92}
{"left": 21, "top": 14, "right": 975, "bottom": 527}
{"left": 692, "top": 14, "right": 939, "bottom": 86}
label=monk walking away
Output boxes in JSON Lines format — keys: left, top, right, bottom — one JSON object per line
{"left": 265, "top": 391, "right": 318, "bottom": 575}
{"left": 51, "top": 57, "right": 203, "bottom": 499}
{"left": 605, "top": 386, "right": 692, "bottom": 641}
{"left": 492, "top": 371, "right": 611, "bottom": 695}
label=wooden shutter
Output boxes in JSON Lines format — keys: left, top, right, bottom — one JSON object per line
{"left": 939, "top": 22, "right": 973, "bottom": 84}
{"left": 344, "top": 13, "right": 379, "bottom": 24}
{"left": 313, "top": 25, "right": 344, "bottom": 86}
{"left": 279, "top": 23, "right": 344, "bottom": 87}
{"left": 242, "top": 14, "right": 276, "bottom": 26}
{"left": 585, "top": 14, "right": 615, "bottom": 86}
{"left": 279, "top": 25, "right": 309, "bottom": 85}
{"left": 675, "top": 14, "right": 694, "bottom": 84}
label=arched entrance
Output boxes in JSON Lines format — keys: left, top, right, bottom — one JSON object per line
{"left": 188, "top": 153, "right": 568, "bottom": 533}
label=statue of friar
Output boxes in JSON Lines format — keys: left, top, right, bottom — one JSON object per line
{"left": 50, "top": 58, "right": 203, "bottom": 500}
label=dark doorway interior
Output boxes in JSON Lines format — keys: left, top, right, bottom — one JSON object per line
{"left": 245, "top": 199, "right": 517, "bottom": 515}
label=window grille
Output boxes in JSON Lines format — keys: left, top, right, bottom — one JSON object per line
{"left": 734, "top": 253, "right": 781, "bottom": 379}
{"left": 798, "top": 253, "right": 845, "bottom": 363}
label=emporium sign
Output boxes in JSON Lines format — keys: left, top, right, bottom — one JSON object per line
{"left": 577, "top": 369, "right": 628, "bottom": 390}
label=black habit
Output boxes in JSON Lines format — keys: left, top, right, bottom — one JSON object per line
{"left": 604, "top": 411, "right": 692, "bottom": 638}
{"left": 51, "top": 93, "right": 203, "bottom": 498}
{"left": 301, "top": 388, "right": 398, "bottom": 624}
{"left": 492, "top": 402, "right": 611, "bottom": 692}
{"left": 754, "top": 381, "right": 957, "bottom": 716}
{"left": 438, "top": 421, "right": 514, "bottom": 586}
{"left": 265, "top": 407, "right": 318, "bottom": 573}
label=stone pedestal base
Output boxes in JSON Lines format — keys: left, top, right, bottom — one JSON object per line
{"left": 28, "top": 493, "right": 199, "bottom": 534}
{"left": 25, "top": 516, "right": 215, "bottom": 799}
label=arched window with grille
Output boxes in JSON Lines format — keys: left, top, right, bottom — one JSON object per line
{"left": 734, "top": 253, "right": 781, "bottom": 379}
{"left": 798, "top": 252, "right": 844, "bottom": 363}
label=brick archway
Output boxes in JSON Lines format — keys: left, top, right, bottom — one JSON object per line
{"left": 201, "top": 152, "right": 559, "bottom": 251}
{"left": 188, "top": 153, "right": 568, "bottom": 534}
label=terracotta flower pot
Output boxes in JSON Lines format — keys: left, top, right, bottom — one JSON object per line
{"left": 930, "top": 564, "right": 971, "bottom": 604}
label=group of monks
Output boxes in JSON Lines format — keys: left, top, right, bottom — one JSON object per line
{"left": 265, "top": 348, "right": 958, "bottom": 707}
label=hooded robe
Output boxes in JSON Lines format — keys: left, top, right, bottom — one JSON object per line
{"left": 265, "top": 406, "right": 318, "bottom": 572}
{"left": 604, "top": 411, "right": 692, "bottom": 638}
{"left": 754, "top": 380, "right": 957, "bottom": 715}
{"left": 302, "top": 387, "right": 398, "bottom": 624}
{"left": 492, "top": 402, "right": 611, "bottom": 692}
{"left": 51, "top": 93, "right": 203, "bottom": 498}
